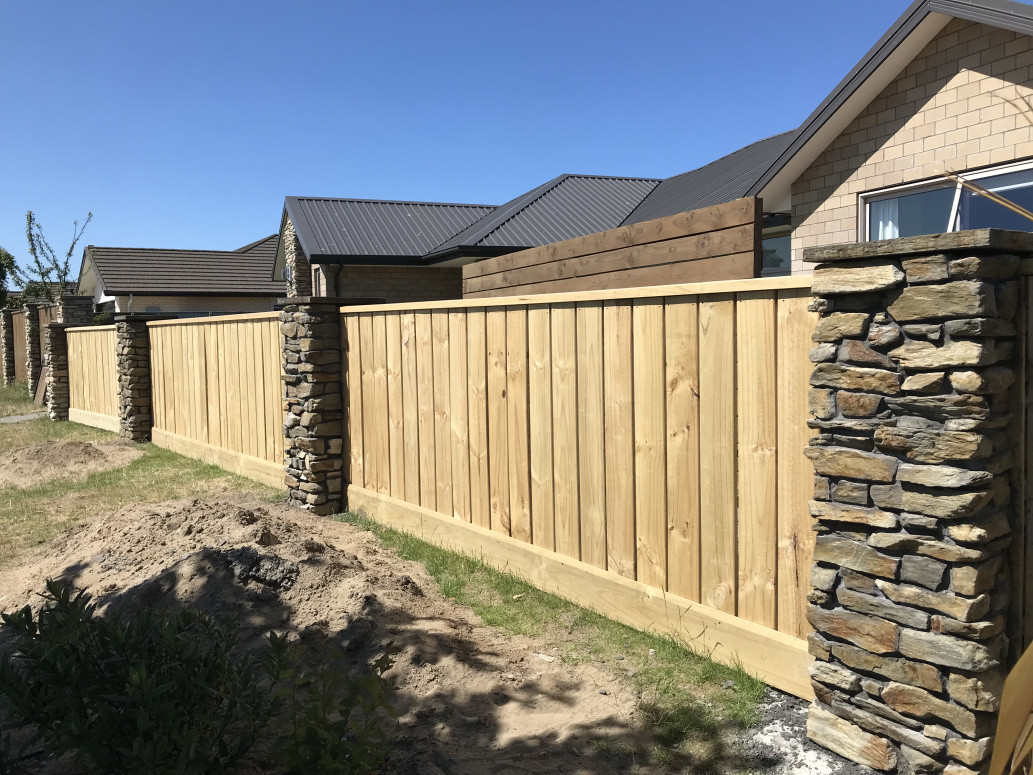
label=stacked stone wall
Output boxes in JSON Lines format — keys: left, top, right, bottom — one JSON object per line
{"left": 58, "top": 295, "right": 94, "bottom": 326}
{"left": 115, "top": 317, "right": 154, "bottom": 442}
{"left": 803, "top": 230, "right": 1033, "bottom": 773}
{"left": 0, "top": 310, "right": 14, "bottom": 386}
{"left": 280, "top": 300, "right": 343, "bottom": 515}
{"left": 24, "top": 303, "right": 41, "bottom": 394}
{"left": 44, "top": 324, "right": 69, "bottom": 420}
{"left": 283, "top": 217, "right": 313, "bottom": 298}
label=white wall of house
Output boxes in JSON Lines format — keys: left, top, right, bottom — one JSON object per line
{"left": 111, "top": 295, "right": 277, "bottom": 318}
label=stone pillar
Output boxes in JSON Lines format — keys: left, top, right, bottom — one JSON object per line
{"left": 58, "top": 295, "right": 94, "bottom": 326}
{"left": 114, "top": 315, "right": 158, "bottom": 442}
{"left": 802, "top": 230, "right": 1033, "bottom": 774}
{"left": 24, "top": 303, "right": 41, "bottom": 394}
{"left": 0, "top": 309, "right": 14, "bottom": 386}
{"left": 283, "top": 217, "right": 313, "bottom": 298}
{"left": 280, "top": 297, "right": 343, "bottom": 516}
{"left": 44, "top": 323, "right": 70, "bottom": 420}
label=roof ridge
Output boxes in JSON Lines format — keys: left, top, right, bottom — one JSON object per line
{"left": 90, "top": 245, "right": 266, "bottom": 255}
{"left": 235, "top": 234, "right": 278, "bottom": 253}
{"left": 286, "top": 195, "right": 496, "bottom": 210}
{"left": 662, "top": 129, "right": 798, "bottom": 183}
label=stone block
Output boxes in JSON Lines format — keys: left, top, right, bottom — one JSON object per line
{"left": 808, "top": 387, "right": 836, "bottom": 420}
{"left": 876, "top": 579, "right": 989, "bottom": 622}
{"left": 841, "top": 568, "right": 879, "bottom": 594}
{"left": 900, "top": 555, "right": 947, "bottom": 590}
{"left": 874, "top": 426, "right": 992, "bottom": 464}
{"left": 803, "top": 446, "right": 898, "bottom": 482}
{"left": 809, "top": 661, "right": 862, "bottom": 692}
{"left": 887, "top": 280, "right": 997, "bottom": 321}
{"left": 836, "top": 585, "right": 930, "bottom": 629}
{"left": 898, "top": 629, "right": 1000, "bottom": 672}
{"left": 809, "top": 500, "right": 896, "bottom": 528}
{"left": 946, "top": 512, "right": 1009, "bottom": 544}
{"left": 831, "top": 643, "right": 943, "bottom": 693}
{"left": 931, "top": 615, "right": 1004, "bottom": 641}
{"left": 884, "top": 393, "right": 989, "bottom": 420}
{"left": 829, "top": 696, "right": 945, "bottom": 756}
{"left": 806, "top": 704, "right": 897, "bottom": 771}
{"left": 951, "top": 558, "right": 1002, "bottom": 596}
{"left": 897, "top": 463, "right": 991, "bottom": 489}
{"left": 902, "top": 255, "right": 949, "bottom": 284}
{"left": 806, "top": 605, "right": 899, "bottom": 653}
{"left": 813, "top": 534, "right": 899, "bottom": 578}
{"left": 882, "top": 682, "right": 992, "bottom": 738}
{"left": 889, "top": 339, "right": 999, "bottom": 369}
{"left": 947, "top": 735, "right": 994, "bottom": 767}
{"left": 947, "top": 672, "right": 1002, "bottom": 713}
{"left": 899, "top": 487, "right": 992, "bottom": 521}
{"left": 868, "top": 322, "right": 903, "bottom": 348}
{"left": 813, "top": 312, "right": 871, "bottom": 342}
{"left": 830, "top": 480, "right": 868, "bottom": 506}
{"left": 901, "top": 371, "right": 945, "bottom": 393}
{"left": 947, "top": 254, "right": 1020, "bottom": 280}
{"left": 839, "top": 339, "right": 896, "bottom": 368}
{"left": 810, "top": 363, "right": 901, "bottom": 394}
{"left": 837, "top": 391, "right": 883, "bottom": 417}
{"left": 949, "top": 368, "right": 1015, "bottom": 395}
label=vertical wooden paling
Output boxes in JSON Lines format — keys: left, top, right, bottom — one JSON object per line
{"left": 776, "top": 291, "right": 817, "bottom": 638}
{"left": 448, "top": 312, "right": 471, "bottom": 520}
{"left": 371, "top": 314, "right": 390, "bottom": 495}
{"left": 506, "top": 306, "right": 532, "bottom": 544}
{"left": 603, "top": 301, "right": 635, "bottom": 579}
{"left": 344, "top": 314, "right": 364, "bottom": 487}
{"left": 399, "top": 312, "right": 420, "bottom": 503}
{"left": 551, "top": 303, "right": 580, "bottom": 560}
{"left": 632, "top": 300, "right": 666, "bottom": 589}
{"left": 698, "top": 294, "right": 737, "bottom": 614}
{"left": 466, "top": 310, "right": 490, "bottom": 529}
{"left": 663, "top": 298, "right": 701, "bottom": 601}
{"left": 735, "top": 291, "right": 778, "bottom": 628}
{"left": 576, "top": 302, "right": 606, "bottom": 569}
{"left": 431, "top": 311, "right": 452, "bottom": 514}
{"left": 359, "top": 314, "right": 378, "bottom": 491}
{"left": 527, "top": 304, "right": 555, "bottom": 551}
{"left": 414, "top": 311, "right": 436, "bottom": 509}
{"left": 206, "top": 324, "right": 222, "bottom": 450}
{"left": 485, "top": 308, "right": 510, "bottom": 535}
{"left": 386, "top": 314, "right": 405, "bottom": 499}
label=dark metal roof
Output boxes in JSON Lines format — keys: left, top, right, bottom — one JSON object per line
{"left": 235, "top": 234, "right": 278, "bottom": 258}
{"left": 86, "top": 243, "right": 286, "bottom": 297}
{"left": 427, "top": 174, "right": 660, "bottom": 259}
{"left": 621, "top": 131, "right": 798, "bottom": 224}
{"left": 284, "top": 197, "right": 495, "bottom": 262}
{"left": 748, "top": 0, "right": 1033, "bottom": 198}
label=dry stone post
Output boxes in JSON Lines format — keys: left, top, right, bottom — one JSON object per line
{"left": 114, "top": 314, "right": 160, "bottom": 442}
{"left": 24, "top": 302, "right": 42, "bottom": 395}
{"left": 58, "top": 295, "right": 94, "bottom": 326}
{"left": 802, "top": 229, "right": 1033, "bottom": 773}
{"left": 280, "top": 297, "right": 344, "bottom": 515}
{"left": 44, "top": 323, "right": 70, "bottom": 420}
{"left": 0, "top": 309, "right": 14, "bottom": 386}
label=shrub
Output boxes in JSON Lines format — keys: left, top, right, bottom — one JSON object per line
{"left": 0, "top": 580, "right": 396, "bottom": 774}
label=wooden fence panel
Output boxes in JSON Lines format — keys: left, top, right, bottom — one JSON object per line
{"left": 11, "top": 311, "right": 26, "bottom": 384}
{"left": 148, "top": 313, "right": 284, "bottom": 488}
{"left": 340, "top": 275, "right": 819, "bottom": 699}
{"left": 67, "top": 325, "right": 119, "bottom": 432}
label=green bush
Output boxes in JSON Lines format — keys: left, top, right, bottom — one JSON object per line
{"left": 0, "top": 580, "right": 396, "bottom": 774}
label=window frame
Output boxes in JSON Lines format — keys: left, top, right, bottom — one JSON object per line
{"left": 859, "top": 158, "right": 1033, "bottom": 241}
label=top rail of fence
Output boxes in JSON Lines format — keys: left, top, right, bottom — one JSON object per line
{"left": 339, "top": 274, "right": 812, "bottom": 314}
{"left": 147, "top": 311, "right": 280, "bottom": 327}
{"left": 66, "top": 324, "right": 117, "bottom": 334}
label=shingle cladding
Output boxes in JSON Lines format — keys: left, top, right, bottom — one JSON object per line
{"left": 285, "top": 197, "right": 495, "bottom": 260}
{"left": 428, "top": 174, "right": 660, "bottom": 257}
{"left": 622, "top": 131, "right": 799, "bottom": 225}
{"left": 88, "top": 240, "right": 285, "bottom": 296}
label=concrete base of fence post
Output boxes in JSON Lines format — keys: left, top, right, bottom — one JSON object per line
{"left": 44, "top": 323, "right": 71, "bottom": 420}
{"left": 24, "top": 303, "right": 41, "bottom": 395}
{"left": 0, "top": 309, "right": 14, "bottom": 387}
{"left": 801, "top": 229, "right": 1033, "bottom": 773}
{"left": 114, "top": 314, "right": 160, "bottom": 443}
{"left": 279, "top": 296, "right": 350, "bottom": 516}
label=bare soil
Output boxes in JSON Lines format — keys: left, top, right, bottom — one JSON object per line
{"left": 0, "top": 440, "right": 142, "bottom": 489}
{"left": 2, "top": 494, "right": 695, "bottom": 774}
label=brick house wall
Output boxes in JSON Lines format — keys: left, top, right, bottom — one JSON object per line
{"left": 791, "top": 18, "right": 1033, "bottom": 272}
{"left": 313, "top": 264, "right": 462, "bottom": 303}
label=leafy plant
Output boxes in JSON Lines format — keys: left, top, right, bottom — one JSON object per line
{"left": 0, "top": 580, "right": 397, "bottom": 774}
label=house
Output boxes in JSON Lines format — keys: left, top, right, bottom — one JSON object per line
{"left": 275, "top": 174, "right": 661, "bottom": 300}
{"left": 640, "top": 0, "right": 1033, "bottom": 275}
{"left": 78, "top": 235, "right": 285, "bottom": 318}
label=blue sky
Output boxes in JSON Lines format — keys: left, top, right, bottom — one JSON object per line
{"left": 0, "top": 0, "right": 909, "bottom": 270}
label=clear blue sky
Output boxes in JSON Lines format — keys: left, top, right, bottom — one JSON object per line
{"left": 0, "top": 0, "right": 909, "bottom": 270}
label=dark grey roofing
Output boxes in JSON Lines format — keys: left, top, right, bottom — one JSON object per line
{"left": 426, "top": 174, "right": 660, "bottom": 259}
{"left": 86, "top": 243, "right": 286, "bottom": 297}
{"left": 620, "top": 131, "right": 799, "bottom": 224}
{"left": 284, "top": 197, "right": 495, "bottom": 262}
{"left": 236, "top": 234, "right": 278, "bottom": 258}
{"left": 748, "top": 0, "right": 1033, "bottom": 198}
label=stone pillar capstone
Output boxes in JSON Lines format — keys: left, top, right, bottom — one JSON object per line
{"left": 24, "top": 302, "right": 41, "bottom": 394}
{"left": 114, "top": 314, "right": 160, "bottom": 443}
{"left": 280, "top": 297, "right": 344, "bottom": 515}
{"left": 802, "top": 229, "right": 1033, "bottom": 773}
{"left": 44, "top": 323, "right": 70, "bottom": 420}
{"left": 0, "top": 309, "right": 14, "bottom": 386}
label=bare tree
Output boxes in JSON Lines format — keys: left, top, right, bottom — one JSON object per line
{"left": 2, "top": 211, "right": 92, "bottom": 303}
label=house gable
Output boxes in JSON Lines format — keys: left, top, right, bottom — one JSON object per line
{"left": 790, "top": 17, "right": 1033, "bottom": 270}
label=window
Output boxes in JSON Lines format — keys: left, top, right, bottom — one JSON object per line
{"left": 761, "top": 226, "right": 791, "bottom": 276}
{"left": 861, "top": 160, "right": 1033, "bottom": 241}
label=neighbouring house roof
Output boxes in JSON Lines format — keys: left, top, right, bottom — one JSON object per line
{"left": 83, "top": 237, "right": 285, "bottom": 297}
{"left": 621, "top": 131, "right": 799, "bottom": 224}
{"left": 283, "top": 197, "right": 496, "bottom": 264}
{"left": 749, "top": 0, "right": 1033, "bottom": 208}
{"left": 425, "top": 174, "right": 661, "bottom": 261}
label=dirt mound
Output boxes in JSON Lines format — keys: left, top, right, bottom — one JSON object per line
{"left": 0, "top": 495, "right": 668, "bottom": 774}
{"left": 0, "top": 441, "right": 143, "bottom": 489}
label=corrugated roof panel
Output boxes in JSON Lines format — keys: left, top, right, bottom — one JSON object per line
{"left": 285, "top": 197, "right": 496, "bottom": 260}
{"left": 622, "top": 130, "right": 799, "bottom": 225}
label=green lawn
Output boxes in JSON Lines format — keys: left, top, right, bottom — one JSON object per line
{"left": 0, "top": 383, "right": 41, "bottom": 418}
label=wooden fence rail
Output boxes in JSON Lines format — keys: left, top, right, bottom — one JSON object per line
{"left": 148, "top": 312, "right": 285, "bottom": 487}
{"left": 67, "top": 325, "right": 119, "bottom": 431}
{"left": 341, "top": 275, "right": 817, "bottom": 697}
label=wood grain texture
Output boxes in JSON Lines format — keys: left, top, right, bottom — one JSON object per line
{"left": 466, "top": 310, "right": 491, "bottom": 529}
{"left": 576, "top": 303, "right": 606, "bottom": 569}
{"left": 506, "top": 307, "right": 532, "bottom": 544}
{"left": 603, "top": 301, "right": 635, "bottom": 579}
{"left": 551, "top": 303, "right": 579, "bottom": 560}
{"left": 386, "top": 314, "right": 405, "bottom": 499}
{"left": 431, "top": 311, "right": 452, "bottom": 514}
{"left": 486, "top": 308, "right": 510, "bottom": 535}
{"left": 399, "top": 312, "right": 420, "bottom": 503}
{"left": 449, "top": 312, "right": 471, "bottom": 521}
{"left": 527, "top": 305, "right": 555, "bottom": 551}
{"left": 344, "top": 315, "right": 363, "bottom": 486}
{"left": 415, "top": 311, "right": 436, "bottom": 510}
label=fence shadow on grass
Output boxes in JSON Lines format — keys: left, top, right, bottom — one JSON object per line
{"left": 7, "top": 548, "right": 780, "bottom": 775}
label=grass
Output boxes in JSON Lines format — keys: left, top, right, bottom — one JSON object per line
{"left": 338, "top": 511, "right": 766, "bottom": 768}
{"left": 0, "top": 418, "right": 280, "bottom": 567}
{"left": 0, "top": 383, "right": 41, "bottom": 419}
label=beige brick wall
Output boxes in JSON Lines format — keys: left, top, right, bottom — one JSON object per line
{"left": 313, "top": 264, "right": 462, "bottom": 303}
{"left": 791, "top": 18, "right": 1033, "bottom": 272}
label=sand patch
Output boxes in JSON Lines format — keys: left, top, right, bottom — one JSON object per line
{"left": 0, "top": 440, "right": 143, "bottom": 489}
